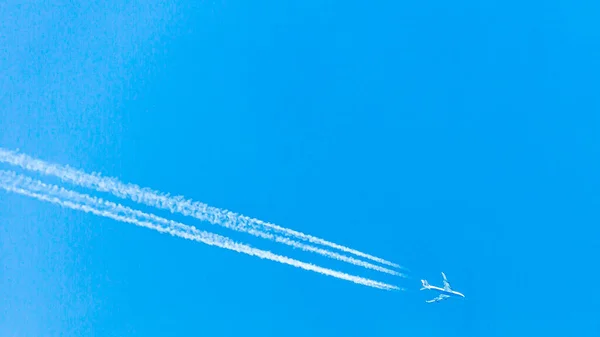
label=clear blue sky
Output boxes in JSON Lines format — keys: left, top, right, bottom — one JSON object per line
{"left": 1, "top": 0, "right": 599, "bottom": 336}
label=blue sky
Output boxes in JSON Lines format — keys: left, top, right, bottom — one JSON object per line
{"left": 1, "top": 0, "right": 599, "bottom": 336}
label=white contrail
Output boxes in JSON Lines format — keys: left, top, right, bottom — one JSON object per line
{"left": 18, "top": 165, "right": 402, "bottom": 277}
{"left": 0, "top": 170, "right": 401, "bottom": 291}
{"left": 0, "top": 147, "right": 402, "bottom": 270}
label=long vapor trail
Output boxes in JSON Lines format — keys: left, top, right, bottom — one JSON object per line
{"left": 0, "top": 147, "right": 402, "bottom": 271}
{"left": 0, "top": 170, "right": 400, "bottom": 291}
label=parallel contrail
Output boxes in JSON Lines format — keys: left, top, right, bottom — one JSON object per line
{"left": 0, "top": 170, "right": 400, "bottom": 291}
{"left": 0, "top": 147, "right": 402, "bottom": 270}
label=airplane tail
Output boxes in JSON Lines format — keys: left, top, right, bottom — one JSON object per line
{"left": 420, "top": 279, "right": 430, "bottom": 290}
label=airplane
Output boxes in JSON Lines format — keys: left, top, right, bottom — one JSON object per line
{"left": 420, "top": 272, "right": 465, "bottom": 303}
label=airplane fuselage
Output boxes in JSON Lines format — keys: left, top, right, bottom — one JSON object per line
{"left": 424, "top": 285, "right": 465, "bottom": 298}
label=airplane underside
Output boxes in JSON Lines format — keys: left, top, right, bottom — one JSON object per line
{"left": 420, "top": 272, "right": 465, "bottom": 303}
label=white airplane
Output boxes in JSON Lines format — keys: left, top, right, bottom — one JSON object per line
{"left": 420, "top": 272, "right": 465, "bottom": 303}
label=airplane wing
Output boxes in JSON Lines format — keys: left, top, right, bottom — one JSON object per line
{"left": 441, "top": 272, "right": 451, "bottom": 291}
{"left": 426, "top": 294, "right": 449, "bottom": 303}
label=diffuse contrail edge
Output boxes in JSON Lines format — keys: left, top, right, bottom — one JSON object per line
{"left": 0, "top": 147, "right": 402, "bottom": 271}
{"left": 0, "top": 170, "right": 402, "bottom": 291}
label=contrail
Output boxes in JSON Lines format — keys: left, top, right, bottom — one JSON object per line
{"left": 0, "top": 170, "right": 399, "bottom": 277}
{"left": 0, "top": 170, "right": 401, "bottom": 291}
{"left": 0, "top": 147, "right": 402, "bottom": 270}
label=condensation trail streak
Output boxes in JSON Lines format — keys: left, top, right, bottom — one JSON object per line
{"left": 0, "top": 147, "right": 402, "bottom": 271}
{"left": 0, "top": 170, "right": 401, "bottom": 291}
